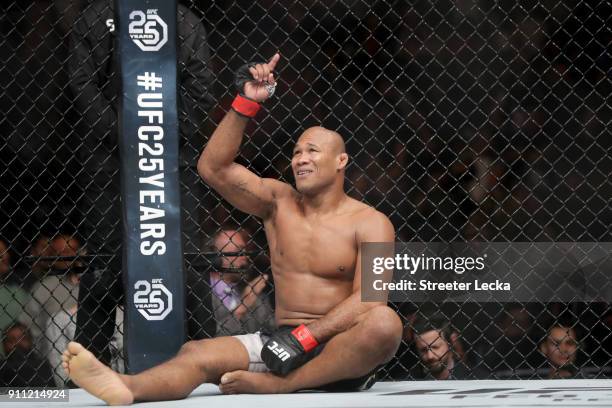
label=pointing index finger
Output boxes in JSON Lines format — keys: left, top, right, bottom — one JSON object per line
{"left": 267, "top": 53, "right": 280, "bottom": 71}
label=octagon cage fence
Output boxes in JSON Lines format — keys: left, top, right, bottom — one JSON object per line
{"left": 0, "top": 0, "right": 611, "bottom": 387}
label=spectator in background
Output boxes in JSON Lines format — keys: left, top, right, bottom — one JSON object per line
{"left": 0, "top": 238, "right": 29, "bottom": 339}
{"left": 0, "top": 236, "right": 37, "bottom": 290}
{"left": 45, "top": 304, "right": 78, "bottom": 386}
{"left": 44, "top": 304, "right": 125, "bottom": 387}
{"left": 412, "top": 315, "right": 472, "bottom": 380}
{"left": 207, "top": 228, "right": 273, "bottom": 336}
{"left": 483, "top": 303, "right": 538, "bottom": 375}
{"left": 19, "top": 234, "right": 82, "bottom": 357}
{"left": 29, "top": 234, "right": 52, "bottom": 280}
{"left": 0, "top": 322, "right": 54, "bottom": 386}
{"left": 0, "top": 238, "right": 10, "bottom": 274}
{"left": 540, "top": 323, "right": 580, "bottom": 378}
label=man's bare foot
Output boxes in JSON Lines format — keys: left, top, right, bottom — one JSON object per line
{"left": 219, "top": 371, "right": 292, "bottom": 394}
{"left": 62, "top": 341, "right": 134, "bottom": 406}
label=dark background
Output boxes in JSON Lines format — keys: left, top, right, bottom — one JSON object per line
{"left": 0, "top": 0, "right": 610, "bottom": 382}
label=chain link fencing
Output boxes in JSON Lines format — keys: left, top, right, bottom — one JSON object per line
{"left": 0, "top": 0, "right": 610, "bottom": 386}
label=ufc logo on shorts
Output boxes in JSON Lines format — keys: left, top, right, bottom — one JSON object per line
{"left": 266, "top": 341, "right": 290, "bottom": 361}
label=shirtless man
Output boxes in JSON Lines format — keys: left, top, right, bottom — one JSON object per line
{"left": 61, "top": 53, "right": 402, "bottom": 405}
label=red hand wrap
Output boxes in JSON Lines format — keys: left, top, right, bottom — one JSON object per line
{"left": 291, "top": 324, "right": 318, "bottom": 352}
{"left": 231, "top": 94, "right": 261, "bottom": 118}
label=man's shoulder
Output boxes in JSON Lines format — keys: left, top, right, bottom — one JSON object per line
{"left": 72, "top": 0, "right": 113, "bottom": 38}
{"left": 0, "top": 283, "right": 28, "bottom": 297}
{"left": 347, "top": 200, "right": 395, "bottom": 241}
{"left": 82, "top": 0, "right": 114, "bottom": 22}
{"left": 178, "top": 4, "right": 201, "bottom": 24}
{"left": 450, "top": 360, "right": 474, "bottom": 379}
{"left": 349, "top": 199, "right": 392, "bottom": 226}
{"left": 31, "top": 276, "right": 60, "bottom": 294}
{"left": 45, "top": 309, "right": 74, "bottom": 333}
{"left": 177, "top": 5, "right": 206, "bottom": 41}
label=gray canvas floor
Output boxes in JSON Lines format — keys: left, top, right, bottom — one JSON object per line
{"left": 2, "top": 379, "right": 612, "bottom": 408}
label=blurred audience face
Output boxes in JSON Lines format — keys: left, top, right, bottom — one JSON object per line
{"left": 50, "top": 234, "right": 81, "bottom": 271}
{"left": 30, "top": 235, "right": 51, "bottom": 276}
{"left": 0, "top": 240, "right": 10, "bottom": 276}
{"left": 415, "top": 329, "right": 452, "bottom": 376}
{"left": 541, "top": 326, "right": 578, "bottom": 368}
{"left": 214, "top": 230, "right": 248, "bottom": 283}
{"left": 501, "top": 306, "right": 531, "bottom": 338}
{"left": 3, "top": 324, "right": 33, "bottom": 355}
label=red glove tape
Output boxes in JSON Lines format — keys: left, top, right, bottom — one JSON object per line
{"left": 231, "top": 94, "right": 261, "bottom": 118}
{"left": 291, "top": 324, "right": 318, "bottom": 352}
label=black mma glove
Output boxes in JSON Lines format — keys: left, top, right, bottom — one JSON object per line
{"left": 231, "top": 62, "right": 277, "bottom": 118}
{"left": 261, "top": 324, "right": 319, "bottom": 376}
{"left": 233, "top": 62, "right": 277, "bottom": 97}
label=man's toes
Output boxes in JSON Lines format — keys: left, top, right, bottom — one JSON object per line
{"left": 66, "top": 341, "right": 85, "bottom": 356}
{"left": 219, "top": 383, "right": 236, "bottom": 395}
{"left": 67, "top": 341, "right": 85, "bottom": 355}
{"left": 220, "top": 372, "right": 236, "bottom": 385}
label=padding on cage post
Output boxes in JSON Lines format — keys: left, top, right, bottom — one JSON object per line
{"left": 116, "top": 0, "right": 184, "bottom": 373}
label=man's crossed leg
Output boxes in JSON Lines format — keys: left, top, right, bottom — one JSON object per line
{"left": 63, "top": 305, "right": 402, "bottom": 405}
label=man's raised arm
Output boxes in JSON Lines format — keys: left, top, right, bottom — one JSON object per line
{"left": 197, "top": 54, "right": 290, "bottom": 219}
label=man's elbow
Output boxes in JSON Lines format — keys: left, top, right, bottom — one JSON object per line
{"left": 197, "top": 156, "right": 228, "bottom": 186}
{"left": 197, "top": 158, "right": 215, "bottom": 183}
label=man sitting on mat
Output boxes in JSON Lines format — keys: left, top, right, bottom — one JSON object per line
{"left": 61, "top": 53, "right": 402, "bottom": 405}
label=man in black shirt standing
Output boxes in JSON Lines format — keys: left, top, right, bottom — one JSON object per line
{"left": 68, "top": 0, "right": 216, "bottom": 365}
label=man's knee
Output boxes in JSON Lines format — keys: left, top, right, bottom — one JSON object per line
{"left": 179, "top": 339, "right": 204, "bottom": 356}
{"left": 178, "top": 337, "right": 250, "bottom": 381}
{"left": 360, "top": 305, "right": 403, "bottom": 361}
{"left": 177, "top": 339, "right": 221, "bottom": 379}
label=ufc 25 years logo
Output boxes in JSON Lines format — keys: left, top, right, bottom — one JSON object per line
{"left": 128, "top": 9, "right": 168, "bottom": 51}
{"left": 266, "top": 341, "right": 290, "bottom": 361}
{"left": 133, "top": 279, "right": 173, "bottom": 320}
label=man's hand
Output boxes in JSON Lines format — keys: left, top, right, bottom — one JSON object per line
{"left": 245, "top": 273, "right": 268, "bottom": 297}
{"left": 261, "top": 324, "right": 319, "bottom": 376}
{"left": 233, "top": 274, "right": 268, "bottom": 320}
{"left": 235, "top": 53, "right": 280, "bottom": 103}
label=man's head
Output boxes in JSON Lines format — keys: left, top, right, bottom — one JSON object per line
{"left": 291, "top": 126, "right": 348, "bottom": 195}
{"left": 211, "top": 229, "right": 250, "bottom": 283}
{"left": 499, "top": 303, "right": 532, "bottom": 338}
{"left": 540, "top": 324, "right": 578, "bottom": 368}
{"left": 0, "top": 239, "right": 10, "bottom": 277}
{"left": 3, "top": 323, "right": 33, "bottom": 355}
{"left": 50, "top": 234, "right": 82, "bottom": 271}
{"left": 413, "top": 317, "right": 457, "bottom": 377}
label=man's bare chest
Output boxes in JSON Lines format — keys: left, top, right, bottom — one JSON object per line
{"left": 269, "top": 209, "right": 359, "bottom": 279}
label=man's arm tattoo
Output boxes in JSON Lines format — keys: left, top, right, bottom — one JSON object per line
{"left": 232, "top": 180, "right": 268, "bottom": 204}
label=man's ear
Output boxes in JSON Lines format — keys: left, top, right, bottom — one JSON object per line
{"left": 337, "top": 153, "right": 349, "bottom": 171}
